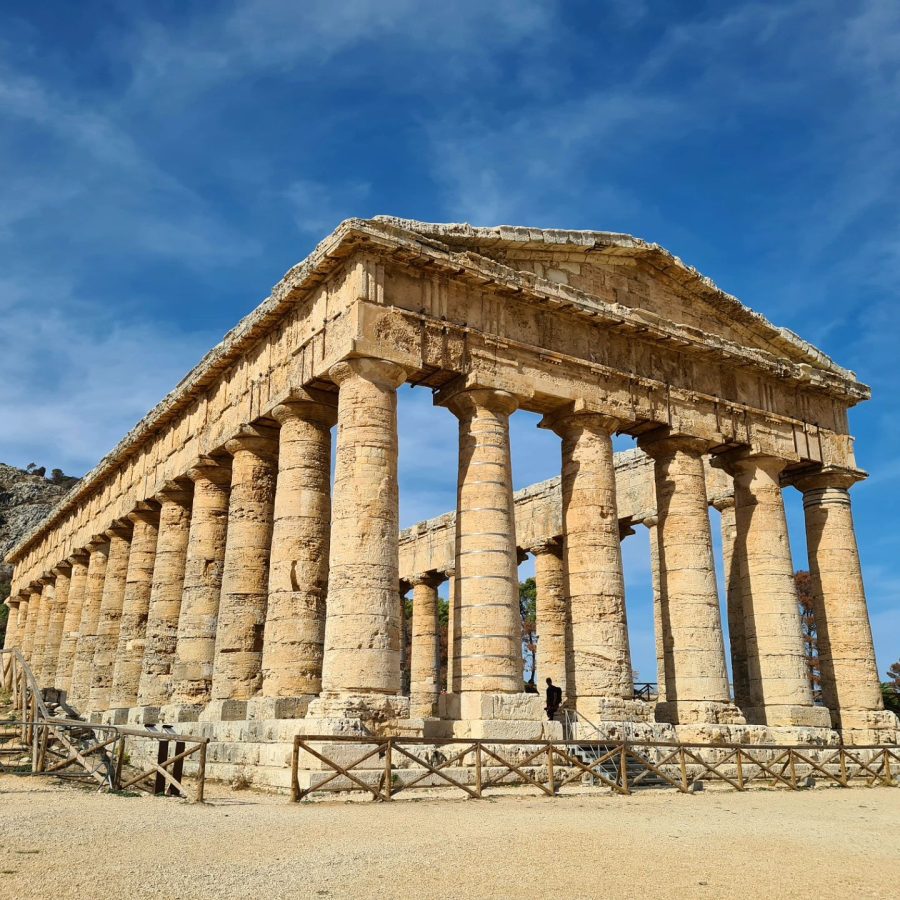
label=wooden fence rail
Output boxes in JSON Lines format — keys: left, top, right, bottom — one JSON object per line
{"left": 1, "top": 649, "right": 208, "bottom": 801}
{"left": 290, "top": 735, "right": 900, "bottom": 802}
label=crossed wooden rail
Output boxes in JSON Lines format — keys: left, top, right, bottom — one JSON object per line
{"left": 1, "top": 648, "right": 208, "bottom": 801}
{"left": 290, "top": 734, "right": 900, "bottom": 802}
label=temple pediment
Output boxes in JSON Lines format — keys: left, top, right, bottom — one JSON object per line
{"left": 372, "top": 217, "right": 854, "bottom": 383}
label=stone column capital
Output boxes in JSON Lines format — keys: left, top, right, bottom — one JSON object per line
{"left": 67, "top": 548, "right": 91, "bottom": 566}
{"left": 641, "top": 514, "right": 658, "bottom": 528}
{"left": 270, "top": 396, "right": 338, "bottom": 429}
{"left": 38, "top": 574, "right": 54, "bottom": 587}
{"left": 539, "top": 403, "right": 623, "bottom": 438}
{"left": 441, "top": 386, "right": 519, "bottom": 420}
{"left": 154, "top": 479, "right": 193, "bottom": 507}
{"left": 618, "top": 520, "right": 637, "bottom": 540}
{"left": 787, "top": 465, "right": 867, "bottom": 494}
{"left": 51, "top": 562, "right": 73, "bottom": 578}
{"left": 409, "top": 571, "right": 444, "bottom": 589}
{"left": 524, "top": 536, "right": 562, "bottom": 557}
{"left": 638, "top": 427, "right": 712, "bottom": 459}
{"left": 711, "top": 495, "right": 735, "bottom": 512}
{"left": 225, "top": 424, "right": 279, "bottom": 458}
{"left": 329, "top": 356, "right": 407, "bottom": 390}
{"left": 105, "top": 520, "right": 133, "bottom": 541}
{"left": 711, "top": 447, "right": 789, "bottom": 480}
{"left": 186, "top": 455, "right": 232, "bottom": 486}
{"left": 126, "top": 505, "right": 161, "bottom": 527}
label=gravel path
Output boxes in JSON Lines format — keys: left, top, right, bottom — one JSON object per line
{"left": 1, "top": 774, "right": 898, "bottom": 899}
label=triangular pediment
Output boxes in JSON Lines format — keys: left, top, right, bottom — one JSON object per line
{"left": 372, "top": 217, "right": 853, "bottom": 381}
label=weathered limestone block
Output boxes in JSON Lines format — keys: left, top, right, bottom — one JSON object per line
{"left": 316, "top": 358, "right": 407, "bottom": 713}
{"left": 719, "top": 451, "right": 831, "bottom": 728}
{"left": 169, "top": 459, "right": 231, "bottom": 709}
{"left": 68, "top": 540, "right": 110, "bottom": 708}
{"left": 713, "top": 496, "right": 750, "bottom": 711}
{"left": 89, "top": 523, "right": 133, "bottom": 711}
{"left": 409, "top": 573, "right": 442, "bottom": 717}
{"left": 137, "top": 483, "right": 192, "bottom": 710}
{"left": 792, "top": 469, "right": 898, "bottom": 739}
{"left": 640, "top": 431, "right": 743, "bottom": 725}
{"left": 443, "top": 387, "right": 523, "bottom": 697}
{"left": 528, "top": 539, "right": 567, "bottom": 695}
{"left": 261, "top": 395, "right": 336, "bottom": 701}
{"left": 55, "top": 550, "right": 89, "bottom": 695}
{"left": 210, "top": 427, "right": 278, "bottom": 704}
{"left": 545, "top": 407, "right": 647, "bottom": 720}
{"left": 30, "top": 577, "right": 55, "bottom": 684}
{"left": 41, "top": 564, "right": 71, "bottom": 688}
{"left": 108, "top": 508, "right": 160, "bottom": 711}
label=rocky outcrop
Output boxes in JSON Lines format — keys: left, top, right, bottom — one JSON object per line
{"left": 0, "top": 464, "right": 77, "bottom": 597}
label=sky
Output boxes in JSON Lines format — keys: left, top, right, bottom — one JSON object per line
{"left": 1, "top": 0, "right": 898, "bottom": 683}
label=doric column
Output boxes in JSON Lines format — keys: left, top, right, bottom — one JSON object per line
{"left": 261, "top": 394, "right": 337, "bottom": 703}
{"left": 20, "top": 587, "right": 41, "bottom": 661}
{"left": 89, "top": 522, "right": 133, "bottom": 711}
{"left": 69, "top": 540, "right": 110, "bottom": 708}
{"left": 791, "top": 468, "right": 897, "bottom": 737}
{"left": 136, "top": 482, "right": 192, "bottom": 712}
{"left": 108, "top": 507, "right": 160, "bottom": 712}
{"left": 527, "top": 539, "right": 567, "bottom": 698}
{"left": 316, "top": 357, "right": 407, "bottom": 714}
{"left": 409, "top": 572, "right": 442, "bottom": 717}
{"left": 718, "top": 451, "right": 830, "bottom": 728}
{"left": 639, "top": 432, "right": 742, "bottom": 725}
{"left": 30, "top": 577, "right": 55, "bottom": 683}
{"left": 443, "top": 387, "right": 522, "bottom": 698}
{"left": 712, "top": 496, "right": 750, "bottom": 711}
{"left": 16, "top": 595, "right": 32, "bottom": 659}
{"left": 209, "top": 426, "right": 278, "bottom": 705}
{"left": 3, "top": 597, "right": 22, "bottom": 650}
{"left": 168, "top": 459, "right": 231, "bottom": 710}
{"left": 545, "top": 408, "right": 644, "bottom": 719}
{"left": 55, "top": 551, "right": 90, "bottom": 696}
{"left": 42, "top": 563, "right": 71, "bottom": 688}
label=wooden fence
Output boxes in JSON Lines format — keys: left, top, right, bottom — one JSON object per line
{"left": 290, "top": 734, "right": 899, "bottom": 802}
{"left": 1, "top": 648, "right": 208, "bottom": 801}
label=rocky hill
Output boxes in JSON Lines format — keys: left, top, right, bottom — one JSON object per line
{"left": 0, "top": 463, "right": 79, "bottom": 601}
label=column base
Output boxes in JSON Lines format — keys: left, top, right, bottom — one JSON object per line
{"left": 159, "top": 702, "right": 205, "bottom": 724}
{"left": 200, "top": 699, "right": 251, "bottom": 722}
{"left": 101, "top": 708, "right": 131, "bottom": 725}
{"left": 837, "top": 708, "right": 899, "bottom": 744}
{"left": 306, "top": 692, "right": 410, "bottom": 725}
{"left": 655, "top": 699, "right": 746, "bottom": 726}
{"left": 246, "top": 696, "right": 314, "bottom": 720}
{"left": 127, "top": 706, "right": 161, "bottom": 726}
{"left": 743, "top": 704, "right": 833, "bottom": 729}
{"left": 575, "top": 696, "right": 655, "bottom": 722}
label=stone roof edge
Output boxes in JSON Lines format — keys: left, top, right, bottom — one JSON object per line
{"left": 373, "top": 217, "right": 855, "bottom": 381}
{"left": 5, "top": 217, "right": 865, "bottom": 564}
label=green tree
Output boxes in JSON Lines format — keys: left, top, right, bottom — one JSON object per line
{"left": 884, "top": 660, "right": 900, "bottom": 714}
{"left": 520, "top": 577, "right": 537, "bottom": 687}
{"left": 795, "top": 570, "right": 821, "bottom": 701}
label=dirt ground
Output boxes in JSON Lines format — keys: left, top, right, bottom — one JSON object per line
{"left": 0, "top": 774, "right": 897, "bottom": 899}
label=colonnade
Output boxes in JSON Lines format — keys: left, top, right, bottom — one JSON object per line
{"left": 1, "top": 356, "right": 892, "bottom": 738}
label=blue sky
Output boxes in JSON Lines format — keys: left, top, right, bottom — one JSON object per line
{"left": 1, "top": 1, "right": 898, "bottom": 682}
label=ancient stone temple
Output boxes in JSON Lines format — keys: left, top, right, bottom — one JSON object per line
{"left": 3, "top": 218, "right": 896, "bottom": 786}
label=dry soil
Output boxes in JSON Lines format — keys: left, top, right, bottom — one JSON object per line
{"left": 1, "top": 774, "right": 897, "bottom": 899}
